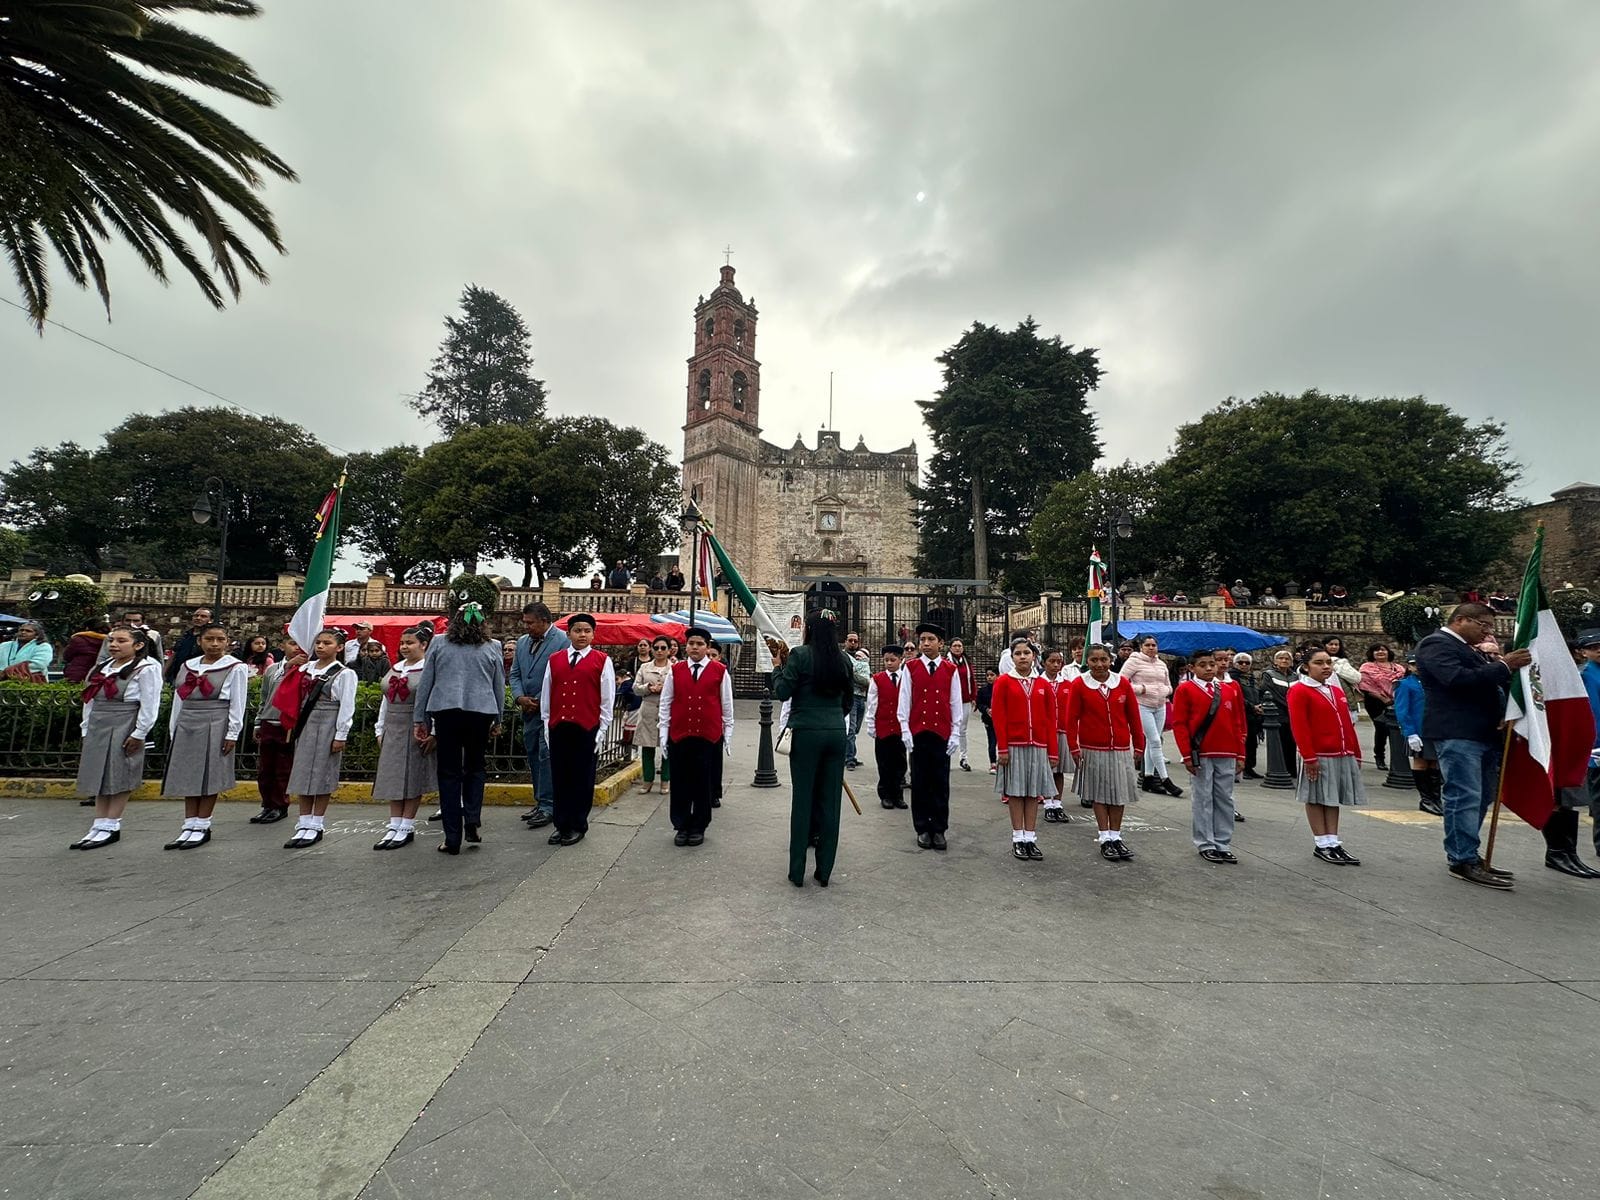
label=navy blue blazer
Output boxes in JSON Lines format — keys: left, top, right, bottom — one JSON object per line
{"left": 1414, "top": 629, "right": 1511, "bottom": 744}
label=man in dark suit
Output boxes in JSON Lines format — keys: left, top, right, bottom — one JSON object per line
{"left": 1415, "top": 603, "right": 1532, "bottom": 890}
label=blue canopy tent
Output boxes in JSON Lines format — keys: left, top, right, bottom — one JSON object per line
{"left": 656, "top": 610, "right": 742, "bottom": 644}
{"left": 1113, "top": 620, "right": 1287, "bottom": 656}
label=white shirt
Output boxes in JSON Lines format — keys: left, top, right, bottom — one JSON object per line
{"left": 302, "top": 658, "right": 358, "bottom": 740}
{"left": 863, "top": 667, "right": 902, "bottom": 738}
{"left": 657, "top": 657, "right": 735, "bottom": 750}
{"left": 168, "top": 655, "right": 249, "bottom": 740}
{"left": 896, "top": 654, "right": 965, "bottom": 753}
{"left": 538, "top": 645, "right": 617, "bottom": 737}
{"left": 343, "top": 636, "right": 376, "bottom": 664}
{"left": 375, "top": 659, "right": 428, "bottom": 738}
{"left": 81, "top": 657, "right": 164, "bottom": 740}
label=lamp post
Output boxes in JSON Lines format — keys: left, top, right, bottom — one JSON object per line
{"left": 1106, "top": 507, "right": 1132, "bottom": 642}
{"left": 681, "top": 500, "right": 703, "bottom": 633}
{"left": 191, "top": 477, "right": 229, "bottom": 620}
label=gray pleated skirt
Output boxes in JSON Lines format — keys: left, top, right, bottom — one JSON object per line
{"left": 77, "top": 699, "right": 146, "bottom": 797}
{"left": 287, "top": 698, "right": 345, "bottom": 796}
{"left": 1073, "top": 747, "right": 1140, "bottom": 807}
{"left": 162, "top": 697, "right": 237, "bottom": 797}
{"left": 995, "top": 745, "right": 1057, "bottom": 799}
{"left": 1297, "top": 754, "right": 1365, "bottom": 807}
{"left": 372, "top": 701, "right": 436, "bottom": 801}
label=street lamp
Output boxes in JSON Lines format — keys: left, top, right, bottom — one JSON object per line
{"left": 681, "top": 500, "right": 703, "bottom": 633}
{"left": 191, "top": 476, "right": 229, "bottom": 620}
{"left": 1106, "top": 507, "right": 1132, "bottom": 641}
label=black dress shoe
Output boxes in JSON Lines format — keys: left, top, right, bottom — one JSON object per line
{"left": 1112, "top": 839, "right": 1133, "bottom": 859}
{"left": 893, "top": 799, "right": 909, "bottom": 809}
{"left": 464, "top": 825, "right": 481, "bottom": 844}
{"left": 1012, "top": 843, "right": 1029, "bottom": 860}
{"left": 1139, "top": 774, "right": 1157, "bottom": 792}
{"left": 1418, "top": 799, "right": 1444, "bottom": 816}
{"left": 176, "top": 829, "right": 211, "bottom": 849}
{"left": 1449, "top": 861, "right": 1513, "bottom": 889}
{"left": 437, "top": 842, "right": 459, "bottom": 855}
{"left": 686, "top": 832, "right": 704, "bottom": 846}
{"left": 427, "top": 809, "right": 443, "bottom": 823}
{"left": 525, "top": 811, "right": 553, "bottom": 829}
{"left": 1313, "top": 845, "right": 1341, "bottom": 864}
{"left": 1331, "top": 845, "right": 1361, "bottom": 866}
{"left": 1479, "top": 862, "right": 1515, "bottom": 879}
{"left": 1079, "top": 796, "right": 1094, "bottom": 807}
{"left": 1545, "top": 851, "right": 1600, "bottom": 878}
{"left": 1242, "top": 770, "right": 1262, "bottom": 780}
{"left": 1099, "top": 841, "right": 1122, "bottom": 861}
{"left": 260, "top": 808, "right": 287, "bottom": 824}
{"left": 674, "top": 830, "right": 690, "bottom": 846}
{"left": 881, "top": 799, "right": 896, "bottom": 809}
{"left": 284, "top": 830, "right": 322, "bottom": 849}
{"left": 711, "top": 798, "right": 721, "bottom": 808}
{"left": 1234, "top": 810, "right": 1246, "bottom": 822}
{"left": 1199, "top": 847, "right": 1228, "bottom": 864}
{"left": 1160, "top": 778, "right": 1184, "bottom": 797}
{"left": 1043, "top": 808, "right": 1066, "bottom": 823}
{"left": 812, "top": 872, "right": 829, "bottom": 887}
{"left": 249, "top": 809, "right": 270, "bottom": 823}
{"left": 163, "top": 832, "right": 190, "bottom": 850}
{"left": 558, "top": 830, "right": 585, "bottom": 846}
{"left": 930, "top": 832, "right": 947, "bottom": 851}
{"left": 519, "top": 809, "right": 539, "bottom": 821}
{"left": 917, "top": 832, "right": 934, "bottom": 850}
{"left": 548, "top": 830, "right": 565, "bottom": 845}
{"left": 1025, "top": 841, "right": 1043, "bottom": 860}
{"left": 79, "top": 798, "right": 94, "bottom": 806}
{"left": 1218, "top": 849, "right": 1238, "bottom": 864}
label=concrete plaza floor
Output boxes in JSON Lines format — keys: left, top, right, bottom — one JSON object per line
{"left": 2, "top": 704, "right": 1597, "bottom": 1199}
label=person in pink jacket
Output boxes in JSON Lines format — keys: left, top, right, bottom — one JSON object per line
{"left": 1119, "top": 635, "right": 1182, "bottom": 796}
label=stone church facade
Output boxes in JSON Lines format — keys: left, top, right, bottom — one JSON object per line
{"left": 680, "top": 265, "right": 918, "bottom": 591}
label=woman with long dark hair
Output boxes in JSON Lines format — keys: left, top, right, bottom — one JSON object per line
{"left": 413, "top": 603, "right": 505, "bottom": 855}
{"left": 772, "top": 611, "right": 853, "bottom": 887}
{"left": 70, "top": 627, "right": 162, "bottom": 848}
{"left": 1357, "top": 642, "right": 1405, "bottom": 769}
{"left": 241, "top": 634, "right": 275, "bottom": 676}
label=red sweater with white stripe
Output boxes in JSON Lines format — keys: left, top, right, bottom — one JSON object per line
{"left": 1062, "top": 673, "right": 1146, "bottom": 755}
{"left": 992, "top": 673, "right": 1058, "bottom": 756}
{"left": 1287, "top": 678, "right": 1362, "bottom": 761}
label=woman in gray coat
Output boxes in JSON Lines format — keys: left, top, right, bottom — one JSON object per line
{"left": 413, "top": 603, "right": 505, "bottom": 854}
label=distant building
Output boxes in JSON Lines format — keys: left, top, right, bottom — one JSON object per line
{"left": 1511, "top": 482, "right": 1600, "bottom": 588}
{"left": 679, "top": 265, "right": 917, "bottom": 592}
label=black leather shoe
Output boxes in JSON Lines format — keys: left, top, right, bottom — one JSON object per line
{"left": 1449, "top": 861, "right": 1513, "bottom": 889}
{"left": 1139, "top": 774, "right": 1157, "bottom": 792}
{"left": 1418, "top": 799, "right": 1444, "bottom": 816}
{"left": 163, "top": 832, "right": 190, "bottom": 850}
{"left": 437, "top": 842, "right": 459, "bottom": 855}
{"left": 79, "top": 798, "right": 95, "bottom": 806}
{"left": 249, "top": 809, "right": 272, "bottom": 823}
{"left": 1199, "top": 847, "right": 1228, "bottom": 864}
{"left": 1546, "top": 851, "right": 1600, "bottom": 878}
{"left": 260, "top": 808, "right": 287, "bottom": 824}
{"left": 1025, "top": 841, "right": 1043, "bottom": 860}
{"left": 1160, "top": 778, "right": 1183, "bottom": 797}
{"left": 1012, "top": 843, "right": 1029, "bottom": 860}
{"left": 176, "top": 829, "right": 210, "bottom": 849}
{"left": 525, "top": 811, "right": 553, "bottom": 829}
{"left": 686, "top": 832, "right": 704, "bottom": 846}
{"left": 1112, "top": 839, "right": 1133, "bottom": 859}
{"left": 548, "top": 830, "right": 565, "bottom": 845}
{"left": 1313, "top": 846, "right": 1341, "bottom": 864}
{"left": 1218, "top": 849, "right": 1239, "bottom": 864}
{"left": 426, "top": 809, "right": 443, "bottom": 823}
{"left": 1331, "top": 845, "right": 1361, "bottom": 866}
{"left": 1043, "top": 808, "right": 1066, "bottom": 823}
{"left": 390, "top": 831, "right": 415, "bottom": 850}
{"left": 917, "top": 832, "right": 933, "bottom": 850}
{"left": 558, "top": 830, "right": 585, "bottom": 846}
{"left": 1479, "top": 862, "right": 1515, "bottom": 879}
{"left": 1242, "top": 770, "right": 1262, "bottom": 780}
{"left": 930, "top": 832, "right": 947, "bottom": 851}
{"left": 464, "top": 825, "right": 481, "bottom": 844}
{"left": 1079, "top": 796, "right": 1093, "bottom": 808}
{"left": 893, "top": 799, "right": 909, "bottom": 809}
{"left": 711, "top": 798, "right": 721, "bottom": 808}
{"left": 71, "top": 830, "right": 121, "bottom": 850}
{"left": 519, "top": 809, "right": 539, "bottom": 821}
{"left": 881, "top": 799, "right": 896, "bottom": 809}
{"left": 1234, "top": 810, "right": 1246, "bottom": 822}
{"left": 284, "top": 830, "right": 323, "bottom": 849}
{"left": 812, "top": 871, "right": 829, "bottom": 887}
{"left": 674, "top": 830, "right": 690, "bottom": 846}
{"left": 1099, "top": 841, "right": 1122, "bottom": 860}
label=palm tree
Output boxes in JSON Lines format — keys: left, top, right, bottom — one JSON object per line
{"left": 0, "top": 0, "right": 296, "bottom": 329}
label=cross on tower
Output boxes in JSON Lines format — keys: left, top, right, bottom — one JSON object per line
{"left": 723, "top": 244, "right": 734, "bottom": 266}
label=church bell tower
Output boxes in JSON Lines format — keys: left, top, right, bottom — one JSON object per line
{"left": 682, "top": 264, "right": 762, "bottom": 584}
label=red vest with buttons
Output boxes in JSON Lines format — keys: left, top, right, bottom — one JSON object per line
{"left": 906, "top": 657, "right": 957, "bottom": 739}
{"left": 667, "top": 658, "right": 726, "bottom": 743}
{"left": 872, "top": 670, "right": 902, "bottom": 737}
{"left": 548, "top": 647, "right": 606, "bottom": 730}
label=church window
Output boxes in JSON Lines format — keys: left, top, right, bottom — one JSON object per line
{"left": 822, "top": 539, "right": 834, "bottom": 558}
{"left": 734, "top": 319, "right": 746, "bottom": 351}
{"left": 731, "top": 371, "right": 748, "bottom": 410}
{"left": 704, "top": 317, "right": 714, "bottom": 339}
{"left": 697, "top": 369, "right": 711, "bottom": 409}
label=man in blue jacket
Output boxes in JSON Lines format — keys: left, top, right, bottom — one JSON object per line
{"left": 1415, "top": 603, "right": 1531, "bottom": 889}
{"left": 510, "top": 602, "right": 569, "bottom": 830}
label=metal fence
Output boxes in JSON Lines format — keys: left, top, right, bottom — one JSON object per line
{"left": 0, "top": 683, "right": 629, "bottom": 783}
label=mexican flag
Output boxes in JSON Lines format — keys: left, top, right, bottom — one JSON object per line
{"left": 1501, "top": 524, "right": 1596, "bottom": 829}
{"left": 288, "top": 473, "right": 346, "bottom": 658}
{"left": 703, "top": 528, "right": 786, "bottom": 654}
{"left": 1086, "top": 548, "right": 1106, "bottom": 658}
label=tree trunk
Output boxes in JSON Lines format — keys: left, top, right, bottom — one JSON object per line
{"left": 970, "top": 473, "right": 989, "bottom": 582}
{"left": 521, "top": 557, "right": 533, "bottom": 588}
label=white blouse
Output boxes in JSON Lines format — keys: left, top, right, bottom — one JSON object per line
{"left": 302, "top": 659, "right": 358, "bottom": 740}
{"left": 168, "top": 655, "right": 249, "bottom": 740}
{"left": 80, "top": 657, "right": 164, "bottom": 740}
{"left": 375, "top": 660, "right": 428, "bottom": 737}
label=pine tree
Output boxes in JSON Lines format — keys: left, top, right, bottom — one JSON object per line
{"left": 412, "top": 285, "right": 547, "bottom": 434}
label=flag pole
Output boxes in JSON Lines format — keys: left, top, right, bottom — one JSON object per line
{"left": 1480, "top": 721, "right": 1517, "bottom": 870}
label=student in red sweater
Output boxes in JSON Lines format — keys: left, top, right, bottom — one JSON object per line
{"left": 1287, "top": 650, "right": 1365, "bottom": 865}
{"left": 1171, "top": 650, "right": 1247, "bottom": 864}
{"left": 992, "top": 639, "right": 1058, "bottom": 860}
{"left": 1062, "top": 644, "right": 1146, "bottom": 861}
{"left": 863, "top": 645, "right": 908, "bottom": 809}
{"left": 1038, "top": 648, "right": 1076, "bottom": 824}
{"left": 948, "top": 637, "right": 977, "bottom": 772}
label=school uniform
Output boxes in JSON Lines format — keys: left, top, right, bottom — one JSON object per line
{"left": 285, "top": 660, "right": 356, "bottom": 796}
{"left": 373, "top": 661, "right": 436, "bottom": 802}
{"left": 252, "top": 658, "right": 295, "bottom": 819}
{"left": 658, "top": 656, "right": 734, "bottom": 840}
{"left": 162, "top": 655, "right": 248, "bottom": 797}
{"left": 992, "top": 670, "right": 1058, "bottom": 799}
{"left": 1037, "top": 668, "right": 1077, "bottom": 815}
{"left": 950, "top": 655, "right": 976, "bottom": 767}
{"left": 896, "top": 654, "right": 962, "bottom": 846}
{"left": 77, "top": 657, "right": 163, "bottom": 798}
{"left": 1172, "top": 676, "right": 1247, "bottom": 856}
{"left": 1287, "top": 679, "right": 1365, "bottom": 809}
{"left": 541, "top": 645, "right": 616, "bottom": 842}
{"left": 863, "top": 668, "right": 907, "bottom": 807}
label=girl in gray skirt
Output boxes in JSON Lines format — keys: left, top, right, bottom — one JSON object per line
{"left": 71, "top": 627, "right": 163, "bottom": 849}
{"left": 284, "top": 629, "right": 357, "bottom": 848}
{"left": 162, "top": 624, "right": 248, "bottom": 849}
{"left": 372, "top": 627, "right": 436, "bottom": 850}
{"left": 991, "top": 639, "right": 1058, "bottom": 861}
{"left": 1287, "top": 650, "right": 1365, "bottom": 865}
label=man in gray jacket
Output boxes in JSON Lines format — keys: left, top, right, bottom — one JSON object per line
{"left": 510, "top": 602, "right": 569, "bottom": 829}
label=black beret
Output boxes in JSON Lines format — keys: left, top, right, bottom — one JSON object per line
{"left": 914, "top": 622, "right": 945, "bottom": 639}
{"left": 567, "top": 613, "right": 596, "bottom": 630}
{"left": 684, "top": 626, "right": 712, "bottom": 642}
{"left": 882, "top": 644, "right": 904, "bottom": 656}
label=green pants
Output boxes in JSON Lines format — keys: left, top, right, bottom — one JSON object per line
{"left": 642, "top": 746, "right": 671, "bottom": 784}
{"left": 788, "top": 727, "right": 846, "bottom": 884}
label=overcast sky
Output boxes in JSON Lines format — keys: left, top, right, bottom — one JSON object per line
{"left": 5, "top": 0, "right": 1596, "bottom": 578}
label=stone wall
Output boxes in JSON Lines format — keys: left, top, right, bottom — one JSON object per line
{"left": 1510, "top": 484, "right": 1600, "bottom": 590}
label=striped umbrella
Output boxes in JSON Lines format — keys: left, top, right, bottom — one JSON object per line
{"left": 656, "top": 610, "right": 742, "bottom": 644}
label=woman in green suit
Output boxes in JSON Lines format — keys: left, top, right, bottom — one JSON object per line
{"left": 772, "top": 612, "right": 854, "bottom": 887}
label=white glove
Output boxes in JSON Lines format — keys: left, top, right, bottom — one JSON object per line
{"left": 946, "top": 736, "right": 960, "bottom": 757}
{"left": 1407, "top": 735, "right": 1423, "bottom": 754}
{"left": 902, "top": 734, "right": 914, "bottom": 753}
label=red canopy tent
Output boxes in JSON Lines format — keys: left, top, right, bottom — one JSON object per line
{"left": 322, "top": 614, "right": 446, "bottom": 660}
{"left": 554, "top": 612, "right": 686, "bottom": 646}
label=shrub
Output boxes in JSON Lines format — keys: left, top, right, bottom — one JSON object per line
{"left": 446, "top": 573, "right": 500, "bottom": 615}
{"left": 1379, "top": 594, "right": 1446, "bottom": 647}
{"left": 23, "top": 577, "right": 109, "bottom": 644}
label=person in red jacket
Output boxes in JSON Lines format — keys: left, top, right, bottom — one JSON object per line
{"left": 1063, "top": 644, "right": 1146, "bottom": 861}
{"left": 1287, "top": 650, "right": 1366, "bottom": 865}
{"left": 658, "top": 626, "right": 734, "bottom": 846}
{"left": 948, "top": 637, "right": 977, "bottom": 772}
{"left": 1172, "top": 651, "right": 1247, "bottom": 864}
{"left": 992, "top": 639, "right": 1058, "bottom": 860}
{"left": 863, "top": 644, "right": 908, "bottom": 809}
{"left": 895, "top": 623, "right": 962, "bottom": 851}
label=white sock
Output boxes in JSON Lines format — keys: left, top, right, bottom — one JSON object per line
{"left": 194, "top": 818, "right": 211, "bottom": 831}
{"left": 387, "top": 817, "right": 402, "bottom": 831}
{"left": 294, "top": 816, "right": 312, "bottom": 834}
{"left": 310, "top": 816, "right": 325, "bottom": 832}
{"left": 90, "top": 818, "right": 109, "bottom": 832}
{"left": 1012, "top": 830, "right": 1025, "bottom": 843}
{"left": 400, "top": 818, "right": 415, "bottom": 833}
{"left": 1022, "top": 830, "right": 1037, "bottom": 843}
{"left": 182, "top": 817, "right": 198, "bottom": 830}
{"left": 106, "top": 817, "right": 121, "bottom": 831}
{"left": 1097, "top": 829, "right": 1115, "bottom": 843}
{"left": 1315, "top": 834, "right": 1337, "bottom": 848}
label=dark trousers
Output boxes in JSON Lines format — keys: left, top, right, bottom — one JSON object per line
{"left": 549, "top": 721, "right": 598, "bottom": 834}
{"left": 874, "top": 734, "right": 906, "bottom": 803}
{"left": 255, "top": 722, "right": 293, "bottom": 810}
{"left": 1544, "top": 773, "right": 1600, "bottom": 856}
{"left": 668, "top": 737, "right": 718, "bottom": 832}
{"left": 1362, "top": 698, "right": 1389, "bottom": 764}
{"left": 909, "top": 731, "right": 951, "bottom": 833}
{"left": 1243, "top": 723, "right": 1262, "bottom": 773}
{"left": 984, "top": 719, "right": 997, "bottom": 765}
{"left": 713, "top": 738, "right": 724, "bottom": 800}
{"left": 433, "top": 708, "right": 493, "bottom": 848}
{"left": 788, "top": 727, "right": 845, "bottom": 884}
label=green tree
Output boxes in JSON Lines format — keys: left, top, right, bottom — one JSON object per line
{"left": 916, "top": 318, "right": 1103, "bottom": 583}
{"left": 1030, "top": 462, "right": 1164, "bottom": 590}
{"left": 411, "top": 286, "right": 547, "bottom": 435}
{"left": 0, "top": 0, "right": 296, "bottom": 329}
{"left": 1142, "top": 391, "right": 1521, "bottom": 592}
{"left": 23, "top": 576, "right": 107, "bottom": 645}
{"left": 0, "top": 444, "right": 121, "bottom": 570}
{"left": 551, "top": 417, "right": 680, "bottom": 577}
{"left": 0, "top": 527, "right": 26, "bottom": 574}
{"left": 342, "top": 446, "right": 438, "bottom": 583}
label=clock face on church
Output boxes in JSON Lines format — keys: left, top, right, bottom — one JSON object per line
{"left": 819, "top": 512, "right": 839, "bottom": 531}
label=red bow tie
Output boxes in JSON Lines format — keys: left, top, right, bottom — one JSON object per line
{"left": 386, "top": 677, "right": 411, "bottom": 703}
{"left": 177, "top": 669, "right": 217, "bottom": 701}
{"left": 81, "top": 675, "right": 120, "bottom": 704}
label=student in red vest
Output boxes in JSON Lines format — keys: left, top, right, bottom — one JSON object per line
{"left": 896, "top": 622, "right": 963, "bottom": 850}
{"left": 1062, "top": 644, "right": 1146, "bottom": 861}
{"left": 948, "top": 636, "right": 977, "bottom": 771}
{"left": 1288, "top": 649, "right": 1366, "bottom": 865}
{"left": 863, "top": 644, "right": 907, "bottom": 809}
{"left": 658, "top": 626, "right": 734, "bottom": 846}
{"left": 539, "top": 613, "right": 615, "bottom": 846}
{"left": 992, "top": 638, "right": 1058, "bottom": 860}
{"left": 1171, "top": 650, "right": 1247, "bottom": 865}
